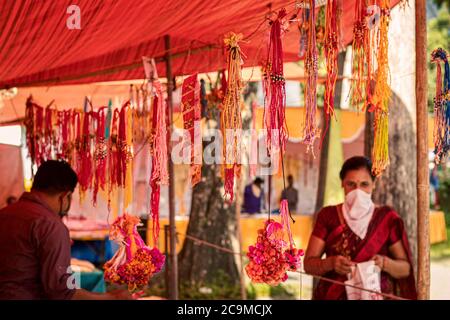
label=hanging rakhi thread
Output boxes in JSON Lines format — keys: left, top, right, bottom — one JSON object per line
{"left": 221, "top": 32, "right": 245, "bottom": 201}
{"left": 350, "top": 0, "right": 368, "bottom": 110}
{"left": 181, "top": 74, "right": 202, "bottom": 187}
{"left": 263, "top": 8, "right": 288, "bottom": 160}
{"left": 303, "top": 0, "right": 320, "bottom": 153}
{"left": 149, "top": 78, "right": 169, "bottom": 248}
{"left": 78, "top": 110, "right": 94, "bottom": 199}
{"left": 321, "top": 0, "right": 340, "bottom": 147}
{"left": 93, "top": 107, "right": 108, "bottom": 205}
{"left": 108, "top": 108, "right": 121, "bottom": 212}
{"left": 24, "top": 97, "right": 44, "bottom": 168}
{"left": 431, "top": 48, "right": 450, "bottom": 164}
{"left": 371, "top": 0, "right": 391, "bottom": 177}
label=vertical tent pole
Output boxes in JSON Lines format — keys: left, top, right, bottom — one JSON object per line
{"left": 235, "top": 175, "right": 247, "bottom": 299}
{"left": 165, "top": 34, "right": 179, "bottom": 300}
{"left": 415, "top": 0, "right": 430, "bottom": 300}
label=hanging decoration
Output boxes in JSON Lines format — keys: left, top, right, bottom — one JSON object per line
{"left": 297, "top": 1, "right": 309, "bottom": 59}
{"left": 302, "top": 0, "right": 320, "bottom": 152}
{"left": 322, "top": 0, "right": 340, "bottom": 145}
{"left": 431, "top": 48, "right": 450, "bottom": 164}
{"left": 221, "top": 32, "right": 244, "bottom": 201}
{"left": 245, "top": 210, "right": 303, "bottom": 286}
{"left": 25, "top": 98, "right": 44, "bottom": 168}
{"left": 181, "top": 73, "right": 202, "bottom": 186}
{"left": 147, "top": 58, "right": 169, "bottom": 248}
{"left": 350, "top": 0, "right": 368, "bottom": 110}
{"left": 93, "top": 107, "right": 108, "bottom": 205}
{"left": 104, "top": 213, "right": 165, "bottom": 291}
{"left": 77, "top": 110, "right": 94, "bottom": 199}
{"left": 263, "top": 8, "right": 288, "bottom": 161}
{"left": 371, "top": 0, "right": 391, "bottom": 177}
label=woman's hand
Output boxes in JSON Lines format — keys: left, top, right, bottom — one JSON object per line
{"left": 331, "top": 255, "right": 354, "bottom": 275}
{"left": 372, "top": 254, "right": 385, "bottom": 271}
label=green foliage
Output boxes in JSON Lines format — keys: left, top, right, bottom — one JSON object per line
{"left": 427, "top": 4, "right": 450, "bottom": 112}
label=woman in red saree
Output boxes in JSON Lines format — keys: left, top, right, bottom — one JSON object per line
{"left": 304, "top": 156, "right": 417, "bottom": 300}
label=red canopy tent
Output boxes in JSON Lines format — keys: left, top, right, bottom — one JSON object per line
{"left": 0, "top": 0, "right": 399, "bottom": 88}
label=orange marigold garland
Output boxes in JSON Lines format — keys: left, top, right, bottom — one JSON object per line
{"left": 104, "top": 213, "right": 165, "bottom": 291}
{"left": 221, "top": 32, "right": 244, "bottom": 201}
{"left": 371, "top": 0, "right": 391, "bottom": 177}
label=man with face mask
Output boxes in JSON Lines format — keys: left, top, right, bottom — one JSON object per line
{"left": 0, "top": 160, "right": 131, "bottom": 300}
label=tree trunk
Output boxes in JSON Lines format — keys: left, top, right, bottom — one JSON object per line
{"left": 364, "top": 91, "right": 418, "bottom": 270}
{"left": 178, "top": 162, "right": 240, "bottom": 297}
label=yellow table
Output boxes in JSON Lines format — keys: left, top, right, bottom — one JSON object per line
{"left": 148, "top": 215, "right": 314, "bottom": 253}
{"left": 430, "top": 210, "right": 447, "bottom": 244}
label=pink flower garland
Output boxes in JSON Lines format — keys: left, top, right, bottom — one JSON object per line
{"left": 246, "top": 217, "right": 303, "bottom": 286}
{"left": 104, "top": 213, "right": 165, "bottom": 291}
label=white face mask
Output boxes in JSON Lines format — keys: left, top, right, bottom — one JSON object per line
{"left": 342, "top": 189, "right": 375, "bottom": 239}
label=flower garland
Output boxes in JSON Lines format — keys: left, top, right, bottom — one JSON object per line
{"left": 431, "top": 48, "right": 450, "bottom": 164}
{"left": 302, "top": 0, "right": 320, "bottom": 153}
{"left": 371, "top": 0, "right": 391, "bottom": 177}
{"left": 104, "top": 213, "right": 165, "bottom": 291}
{"left": 246, "top": 211, "right": 303, "bottom": 286}
{"left": 263, "top": 8, "right": 288, "bottom": 160}
{"left": 221, "top": 32, "right": 244, "bottom": 201}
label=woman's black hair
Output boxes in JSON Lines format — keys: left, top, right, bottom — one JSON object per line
{"left": 32, "top": 160, "right": 78, "bottom": 194}
{"left": 339, "top": 156, "right": 376, "bottom": 181}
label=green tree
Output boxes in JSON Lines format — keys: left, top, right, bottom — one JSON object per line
{"left": 427, "top": 4, "right": 450, "bottom": 112}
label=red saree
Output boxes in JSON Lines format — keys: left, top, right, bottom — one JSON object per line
{"left": 312, "top": 205, "right": 417, "bottom": 300}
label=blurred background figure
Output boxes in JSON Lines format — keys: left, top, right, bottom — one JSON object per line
{"left": 280, "top": 175, "right": 299, "bottom": 213}
{"left": 242, "top": 177, "right": 264, "bottom": 214}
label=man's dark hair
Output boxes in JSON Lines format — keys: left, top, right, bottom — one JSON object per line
{"left": 254, "top": 177, "right": 264, "bottom": 186}
{"left": 339, "top": 156, "right": 376, "bottom": 181}
{"left": 32, "top": 160, "right": 78, "bottom": 194}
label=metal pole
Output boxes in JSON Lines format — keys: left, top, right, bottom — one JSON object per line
{"left": 164, "top": 224, "right": 170, "bottom": 299}
{"left": 415, "top": 0, "right": 429, "bottom": 300}
{"left": 165, "top": 34, "right": 178, "bottom": 300}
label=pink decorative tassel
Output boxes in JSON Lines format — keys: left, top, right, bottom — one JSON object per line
{"left": 263, "top": 8, "right": 288, "bottom": 158}
{"left": 149, "top": 79, "right": 169, "bottom": 247}
{"left": 280, "top": 199, "right": 294, "bottom": 250}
